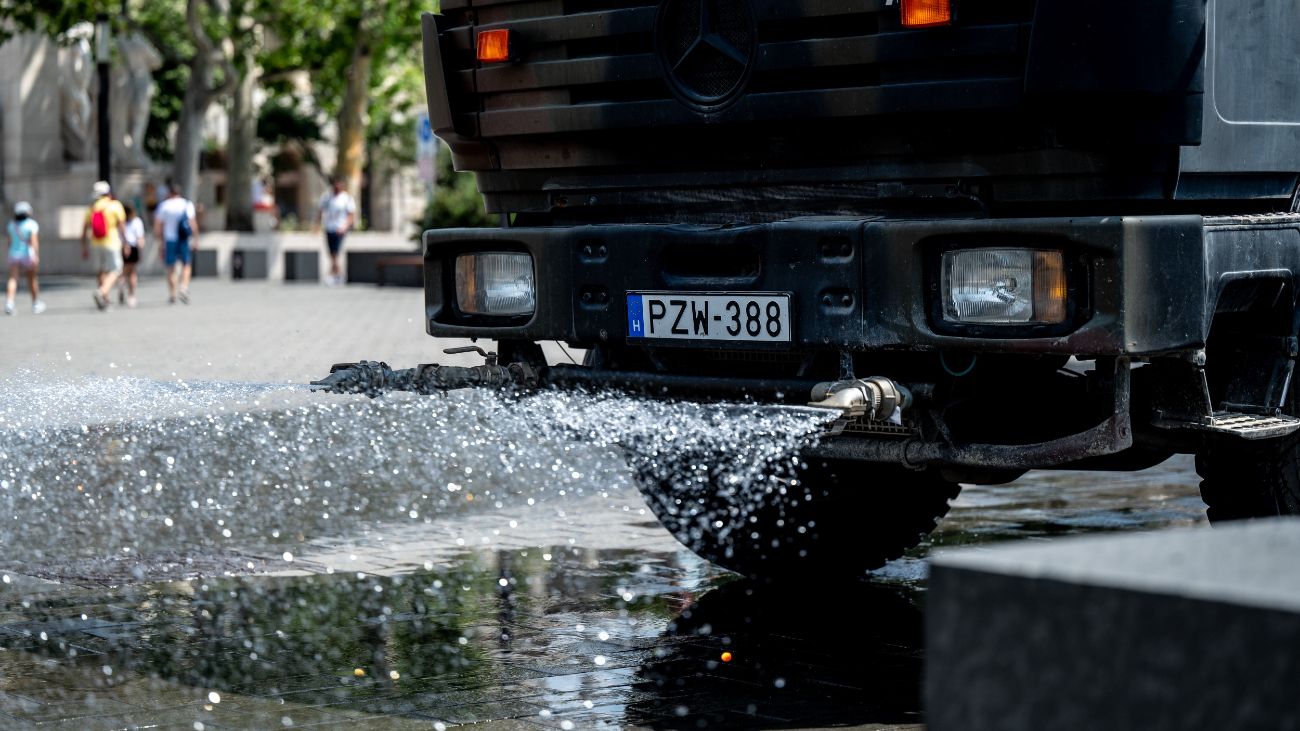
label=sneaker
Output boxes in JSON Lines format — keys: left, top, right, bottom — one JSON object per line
{"left": 31, "top": 300, "right": 45, "bottom": 314}
{"left": 169, "top": 297, "right": 177, "bottom": 305}
{"left": 92, "top": 291, "right": 107, "bottom": 310}
{"left": 4, "top": 301, "right": 14, "bottom": 316}
{"left": 178, "top": 290, "right": 190, "bottom": 305}
{"left": 126, "top": 295, "right": 137, "bottom": 309}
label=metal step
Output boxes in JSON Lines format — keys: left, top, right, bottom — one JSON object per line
{"left": 1152, "top": 410, "right": 1300, "bottom": 440}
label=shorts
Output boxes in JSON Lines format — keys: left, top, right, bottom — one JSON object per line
{"left": 123, "top": 245, "right": 140, "bottom": 264}
{"left": 326, "top": 231, "right": 345, "bottom": 255}
{"left": 90, "top": 246, "right": 123, "bottom": 275}
{"left": 8, "top": 255, "right": 34, "bottom": 271}
{"left": 164, "top": 240, "right": 192, "bottom": 267}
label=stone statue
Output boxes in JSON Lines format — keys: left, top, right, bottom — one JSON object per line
{"left": 58, "top": 38, "right": 94, "bottom": 162}
{"left": 116, "top": 32, "right": 163, "bottom": 168}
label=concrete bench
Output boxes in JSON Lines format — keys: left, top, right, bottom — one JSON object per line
{"left": 376, "top": 255, "right": 424, "bottom": 287}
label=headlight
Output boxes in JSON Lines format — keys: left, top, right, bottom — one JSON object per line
{"left": 941, "top": 249, "right": 1066, "bottom": 324}
{"left": 455, "top": 252, "right": 535, "bottom": 316}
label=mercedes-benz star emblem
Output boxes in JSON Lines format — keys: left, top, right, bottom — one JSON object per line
{"left": 655, "top": 0, "right": 758, "bottom": 111}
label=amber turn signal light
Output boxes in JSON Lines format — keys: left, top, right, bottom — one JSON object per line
{"left": 477, "top": 29, "right": 516, "bottom": 63}
{"left": 901, "top": 0, "right": 951, "bottom": 28}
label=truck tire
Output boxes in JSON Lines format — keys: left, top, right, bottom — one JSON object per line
{"left": 1197, "top": 434, "right": 1300, "bottom": 522}
{"left": 634, "top": 457, "right": 961, "bottom": 578}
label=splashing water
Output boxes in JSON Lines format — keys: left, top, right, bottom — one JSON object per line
{"left": 0, "top": 374, "right": 833, "bottom": 580}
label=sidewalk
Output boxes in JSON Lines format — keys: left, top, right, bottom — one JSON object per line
{"left": 0, "top": 277, "right": 581, "bottom": 384}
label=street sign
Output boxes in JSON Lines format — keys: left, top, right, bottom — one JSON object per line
{"left": 416, "top": 111, "right": 437, "bottom": 200}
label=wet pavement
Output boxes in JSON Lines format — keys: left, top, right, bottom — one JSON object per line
{"left": 0, "top": 280, "right": 1210, "bottom": 730}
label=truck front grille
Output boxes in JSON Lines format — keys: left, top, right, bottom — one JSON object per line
{"left": 436, "top": 0, "right": 1033, "bottom": 142}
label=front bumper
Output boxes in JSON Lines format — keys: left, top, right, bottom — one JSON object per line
{"left": 423, "top": 215, "right": 1213, "bottom": 355}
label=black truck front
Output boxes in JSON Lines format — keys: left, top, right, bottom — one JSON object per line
{"left": 381, "top": 0, "right": 1300, "bottom": 576}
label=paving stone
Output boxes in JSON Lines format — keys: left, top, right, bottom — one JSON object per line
{"left": 0, "top": 692, "right": 143, "bottom": 723}
{"left": 421, "top": 699, "right": 546, "bottom": 724}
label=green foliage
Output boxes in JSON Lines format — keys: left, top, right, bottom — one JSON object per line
{"left": 256, "top": 98, "right": 323, "bottom": 144}
{"left": 415, "top": 145, "right": 498, "bottom": 233}
{"left": 0, "top": 0, "right": 114, "bottom": 43}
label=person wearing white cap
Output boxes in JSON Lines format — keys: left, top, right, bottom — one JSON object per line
{"left": 6, "top": 201, "right": 45, "bottom": 315}
{"left": 81, "top": 180, "right": 127, "bottom": 310}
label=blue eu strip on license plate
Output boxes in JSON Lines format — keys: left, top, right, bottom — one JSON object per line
{"left": 626, "top": 291, "right": 793, "bottom": 343}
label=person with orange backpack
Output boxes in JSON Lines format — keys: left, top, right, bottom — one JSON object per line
{"left": 80, "top": 181, "right": 127, "bottom": 311}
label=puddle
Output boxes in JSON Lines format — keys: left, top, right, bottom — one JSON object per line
{"left": 0, "top": 374, "right": 1207, "bottom": 729}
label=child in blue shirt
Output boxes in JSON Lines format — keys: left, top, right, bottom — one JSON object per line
{"left": 6, "top": 201, "right": 45, "bottom": 315}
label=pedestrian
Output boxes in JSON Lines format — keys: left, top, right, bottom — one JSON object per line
{"left": 81, "top": 181, "right": 127, "bottom": 311}
{"left": 6, "top": 202, "right": 45, "bottom": 315}
{"left": 118, "top": 202, "right": 144, "bottom": 308}
{"left": 153, "top": 181, "right": 198, "bottom": 304}
{"left": 314, "top": 177, "right": 356, "bottom": 286}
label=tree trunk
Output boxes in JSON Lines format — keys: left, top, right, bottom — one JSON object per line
{"left": 170, "top": 50, "right": 212, "bottom": 202}
{"left": 171, "top": 0, "right": 237, "bottom": 209}
{"left": 226, "top": 48, "right": 258, "bottom": 232}
{"left": 334, "top": 0, "right": 384, "bottom": 202}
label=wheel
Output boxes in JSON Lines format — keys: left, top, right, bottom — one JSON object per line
{"left": 1197, "top": 433, "right": 1300, "bottom": 522}
{"left": 633, "top": 454, "right": 961, "bottom": 578}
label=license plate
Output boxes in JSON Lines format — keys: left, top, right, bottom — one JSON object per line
{"left": 626, "top": 292, "right": 792, "bottom": 342}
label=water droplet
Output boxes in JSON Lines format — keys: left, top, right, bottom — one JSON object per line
{"left": 389, "top": 670, "right": 400, "bottom": 679}
{"left": 594, "top": 656, "right": 606, "bottom": 665}
{"left": 282, "top": 552, "right": 293, "bottom": 562}
{"left": 208, "top": 692, "right": 220, "bottom": 703}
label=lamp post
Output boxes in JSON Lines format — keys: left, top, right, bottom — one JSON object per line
{"left": 96, "top": 13, "right": 111, "bottom": 185}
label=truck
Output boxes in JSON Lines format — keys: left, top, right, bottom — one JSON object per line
{"left": 399, "top": 0, "right": 1300, "bottom": 578}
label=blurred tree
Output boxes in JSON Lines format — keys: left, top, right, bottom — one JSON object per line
{"left": 259, "top": 0, "right": 426, "bottom": 208}
{"left": 415, "top": 143, "right": 497, "bottom": 233}
{"left": 0, "top": 0, "right": 110, "bottom": 44}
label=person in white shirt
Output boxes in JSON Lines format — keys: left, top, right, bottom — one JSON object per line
{"left": 117, "top": 203, "right": 145, "bottom": 308}
{"left": 314, "top": 177, "right": 356, "bottom": 286}
{"left": 153, "top": 182, "right": 199, "bottom": 304}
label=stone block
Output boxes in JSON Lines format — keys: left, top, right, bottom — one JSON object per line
{"left": 284, "top": 251, "right": 319, "bottom": 282}
{"left": 926, "top": 518, "right": 1300, "bottom": 731}
{"left": 346, "top": 250, "right": 421, "bottom": 284}
{"left": 232, "top": 249, "right": 268, "bottom": 280}
{"left": 193, "top": 249, "right": 219, "bottom": 278}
